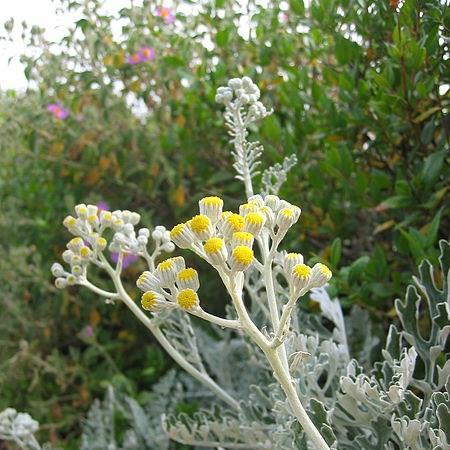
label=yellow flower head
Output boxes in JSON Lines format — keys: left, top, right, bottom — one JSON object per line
{"left": 67, "top": 237, "right": 84, "bottom": 252}
{"left": 244, "top": 212, "right": 265, "bottom": 237}
{"left": 291, "top": 264, "right": 312, "bottom": 290}
{"left": 80, "top": 246, "right": 91, "bottom": 258}
{"left": 204, "top": 237, "right": 224, "bottom": 254}
{"left": 203, "top": 237, "right": 227, "bottom": 266}
{"left": 284, "top": 252, "right": 304, "bottom": 275}
{"left": 177, "top": 267, "right": 200, "bottom": 291}
{"left": 87, "top": 214, "right": 98, "bottom": 225}
{"left": 230, "top": 246, "right": 254, "bottom": 271}
{"left": 227, "top": 213, "right": 245, "bottom": 229}
{"left": 96, "top": 237, "right": 107, "bottom": 250}
{"left": 178, "top": 268, "right": 197, "bottom": 282}
{"left": 309, "top": 263, "right": 332, "bottom": 288}
{"left": 190, "top": 214, "right": 211, "bottom": 232}
{"left": 276, "top": 206, "right": 300, "bottom": 231}
{"left": 177, "top": 288, "right": 199, "bottom": 310}
{"left": 170, "top": 223, "right": 194, "bottom": 248}
{"left": 231, "top": 231, "right": 254, "bottom": 248}
{"left": 199, "top": 196, "right": 224, "bottom": 223}
{"left": 63, "top": 215, "right": 77, "bottom": 229}
{"left": 158, "top": 259, "right": 174, "bottom": 271}
{"left": 100, "top": 211, "right": 112, "bottom": 223}
{"left": 293, "top": 264, "right": 311, "bottom": 279}
{"left": 189, "top": 214, "right": 213, "bottom": 240}
{"left": 141, "top": 291, "right": 164, "bottom": 311}
{"left": 75, "top": 204, "right": 88, "bottom": 219}
{"left": 239, "top": 203, "right": 259, "bottom": 216}
{"left": 156, "top": 259, "right": 177, "bottom": 287}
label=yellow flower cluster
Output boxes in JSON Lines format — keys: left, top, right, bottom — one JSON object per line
{"left": 137, "top": 256, "right": 200, "bottom": 312}
{"left": 170, "top": 196, "right": 258, "bottom": 272}
{"left": 282, "top": 251, "right": 332, "bottom": 292}
{"left": 169, "top": 194, "right": 305, "bottom": 274}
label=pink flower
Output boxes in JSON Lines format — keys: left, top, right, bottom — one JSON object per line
{"left": 127, "top": 47, "right": 156, "bottom": 65}
{"left": 138, "top": 46, "right": 156, "bottom": 62}
{"left": 156, "top": 7, "right": 175, "bottom": 24}
{"left": 82, "top": 325, "right": 94, "bottom": 338}
{"left": 111, "top": 252, "right": 139, "bottom": 269}
{"left": 96, "top": 201, "right": 110, "bottom": 212}
{"left": 47, "top": 103, "right": 69, "bottom": 120}
{"left": 127, "top": 52, "right": 142, "bottom": 65}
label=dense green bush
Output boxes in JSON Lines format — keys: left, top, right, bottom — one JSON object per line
{"left": 1, "top": 0, "right": 448, "bottom": 447}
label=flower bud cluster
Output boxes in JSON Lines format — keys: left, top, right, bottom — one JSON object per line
{"left": 281, "top": 251, "right": 332, "bottom": 296}
{"left": 231, "top": 194, "right": 301, "bottom": 243}
{"left": 170, "top": 195, "right": 302, "bottom": 273}
{"left": 52, "top": 235, "right": 93, "bottom": 288}
{"left": 109, "top": 223, "right": 174, "bottom": 255}
{"left": 215, "top": 77, "right": 269, "bottom": 120}
{"left": 169, "top": 194, "right": 330, "bottom": 294}
{"left": 170, "top": 196, "right": 262, "bottom": 274}
{"left": 137, "top": 256, "right": 200, "bottom": 312}
{"left": 53, "top": 203, "right": 175, "bottom": 289}
{"left": 0, "top": 408, "right": 39, "bottom": 441}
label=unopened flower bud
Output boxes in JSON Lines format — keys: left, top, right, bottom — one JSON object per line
{"left": 176, "top": 268, "right": 200, "bottom": 291}
{"left": 137, "top": 271, "right": 160, "bottom": 292}
{"left": 309, "top": 263, "right": 332, "bottom": 288}
{"left": 162, "top": 242, "right": 175, "bottom": 252}
{"left": 51, "top": 263, "right": 64, "bottom": 277}
{"left": 204, "top": 237, "right": 228, "bottom": 266}
{"left": 170, "top": 223, "right": 195, "bottom": 249}
{"left": 199, "top": 196, "right": 224, "bottom": 223}
{"left": 55, "top": 277, "right": 67, "bottom": 289}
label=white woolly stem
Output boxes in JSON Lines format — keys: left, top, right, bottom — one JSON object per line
{"left": 188, "top": 307, "right": 241, "bottom": 329}
{"left": 220, "top": 269, "right": 269, "bottom": 349}
{"left": 231, "top": 103, "right": 254, "bottom": 198}
{"left": 222, "top": 265, "right": 331, "bottom": 450}
{"left": 264, "top": 348, "right": 332, "bottom": 450}
{"left": 259, "top": 234, "right": 289, "bottom": 372}
{"left": 271, "top": 288, "right": 306, "bottom": 348}
{"left": 81, "top": 280, "right": 119, "bottom": 299}
{"left": 94, "top": 254, "right": 239, "bottom": 410}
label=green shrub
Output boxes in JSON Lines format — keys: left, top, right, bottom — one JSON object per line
{"left": 1, "top": 0, "right": 448, "bottom": 446}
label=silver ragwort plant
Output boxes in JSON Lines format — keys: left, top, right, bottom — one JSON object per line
{"left": 49, "top": 77, "right": 449, "bottom": 450}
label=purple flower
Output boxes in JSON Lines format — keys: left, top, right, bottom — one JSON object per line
{"left": 96, "top": 201, "right": 110, "bottom": 212}
{"left": 111, "top": 252, "right": 139, "bottom": 269}
{"left": 127, "top": 47, "right": 156, "bottom": 65}
{"left": 127, "top": 52, "right": 142, "bottom": 65}
{"left": 138, "top": 46, "right": 156, "bottom": 62}
{"left": 82, "top": 325, "right": 94, "bottom": 338}
{"left": 47, "top": 103, "right": 69, "bottom": 120}
{"left": 156, "top": 7, "right": 175, "bottom": 24}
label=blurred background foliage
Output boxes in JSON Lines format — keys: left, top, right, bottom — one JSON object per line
{"left": 0, "top": 0, "right": 448, "bottom": 448}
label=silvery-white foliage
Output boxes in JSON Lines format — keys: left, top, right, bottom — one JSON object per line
{"left": 79, "top": 240, "right": 449, "bottom": 450}
{"left": 157, "top": 309, "right": 206, "bottom": 373}
{"left": 81, "top": 371, "right": 183, "bottom": 450}
{"left": 0, "top": 408, "right": 48, "bottom": 450}
{"left": 50, "top": 77, "right": 449, "bottom": 450}
{"left": 261, "top": 154, "right": 298, "bottom": 196}
{"left": 219, "top": 77, "right": 273, "bottom": 196}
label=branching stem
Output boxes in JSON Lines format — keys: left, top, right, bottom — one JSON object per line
{"left": 96, "top": 253, "right": 240, "bottom": 411}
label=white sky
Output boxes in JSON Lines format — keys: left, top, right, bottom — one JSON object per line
{"left": 0, "top": 0, "right": 274, "bottom": 91}
{"left": 0, "top": 0, "right": 130, "bottom": 91}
